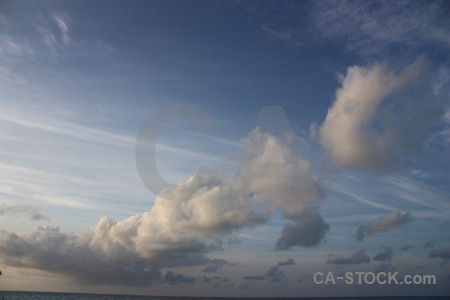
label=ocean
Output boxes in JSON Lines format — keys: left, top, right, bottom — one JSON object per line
{"left": 0, "top": 291, "right": 449, "bottom": 300}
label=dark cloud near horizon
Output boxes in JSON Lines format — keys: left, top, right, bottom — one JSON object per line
{"left": 327, "top": 250, "right": 371, "bottom": 265}
{"left": 373, "top": 247, "right": 394, "bottom": 262}
{"left": 163, "top": 271, "right": 196, "bottom": 285}
{"left": 278, "top": 258, "right": 295, "bottom": 266}
{"left": 201, "top": 259, "right": 229, "bottom": 273}
{"left": 265, "top": 266, "right": 286, "bottom": 283}
{"left": 243, "top": 275, "right": 265, "bottom": 281}
{"left": 356, "top": 211, "right": 413, "bottom": 240}
{"left": 243, "top": 265, "right": 286, "bottom": 283}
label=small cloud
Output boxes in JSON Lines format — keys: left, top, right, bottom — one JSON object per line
{"left": 423, "top": 241, "right": 436, "bottom": 248}
{"left": 202, "top": 276, "right": 230, "bottom": 288}
{"left": 265, "top": 266, "right": 286, "bottom": 283}
{"left": 373, "top": 247, "right": 394, "bottom": 262}
{"left": 227, "top": 237, "right": 242, "bottom": 245}
{"left": 0, "top": 204, "right": 50, "bottom": 221}
{"left": 275, "top": 210, "right": 329, "bottom": 250}
{"left": 52, "top": 15, "right": 70, "bottom": 46}
{"left": 410, "top": 169, "right": 428, "bottom": 178}
{"left": 428, "top": 246, "right": 450, "bottom": 260}
{"left": 356, "top": 211, "right": 412, "bottom": 240}
{"left": 326, "top": 249, "right": 371, "bottom": 265}
{"left": 202, "top": 259, "right": 229, "bottom": 273}
{"left": 163, "top": 271, "right": 196, "bottom": 285}
{"left": 399, "top": 244, "right": 415, "bottom": 251}
{"left": 278, "top": 258, "right": 295, "bottom": 266}
{"left": 243, "top": 275, "right": 265, "bottom": 281}
{"left": 243, "top": 265, "right": 286, "bottom": 283}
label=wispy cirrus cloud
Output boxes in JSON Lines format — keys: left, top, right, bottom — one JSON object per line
{"left": 35, "top": 13, "right": 71, "bottom": 55}
{"left": 308, "top": 0, "right": 450, "bottom": 56}
{"left": 241, "top": 0, "right": 450, "bottom": 59}
{"left": 52, "top": 15, "right": 70, "bottom": 46}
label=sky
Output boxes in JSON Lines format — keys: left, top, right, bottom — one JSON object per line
{"left": 0, "top": 0, "right": 449, "bottom": 297}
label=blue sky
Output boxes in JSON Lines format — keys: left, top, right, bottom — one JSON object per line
{"left": 0, "top": 0, "right": 449, "bottom": 297}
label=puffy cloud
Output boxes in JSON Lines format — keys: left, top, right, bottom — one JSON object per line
{"left": 277, "top": 258, "right": 295, "bottom": 266}
{"left": 0, "top": 128, "right": 327, "bottom": 285}
{"left": 428, "top": 246, "right": 450, "bottom": 260}
{"left": 356, "top": 211, "right": 412, "bottom": 240}
{"left": 0, "top": 226, "right": 163, "bottom": 286}
{"left": 236, "top": 128, "right": 325, "bottom": 219}
{"left": 326, "top": 250, "right": 371, "bottom": 265}
{"left": 319, "top": 59, "right": 445, "bottom": 172}
{"left": 373, "top": 247, "right": 393, "bottom": 262}
{"left": 265, "top": 266, "right": 286, "bottom": 283}
{"left": 0, "top": 204, "right": 49, "bottom": 221}
{"left": 275, "top": 210, "right": 329, "bottom": 250}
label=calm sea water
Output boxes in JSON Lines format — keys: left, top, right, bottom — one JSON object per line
{"left": 0, "top": 292, "right": 448, "bottom": 300}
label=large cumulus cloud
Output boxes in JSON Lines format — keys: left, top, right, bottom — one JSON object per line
{"left": 319, "top": 58, "right": 445, "bottom": 172}
{"left": 0, "top": 128, "right": 327, "bottom": 285}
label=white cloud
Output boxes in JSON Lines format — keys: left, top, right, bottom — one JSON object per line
{"left": 0, "top": 128, "right": 327, "bottom": 285}
{"left": 52, "top": 15, "right": 70, "bottom": 46}
{"left": 356, "top": 211, "right": 413, "bottom": 241}
{"left": 319, "top": 59, "right": 445, "bottom": 172}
